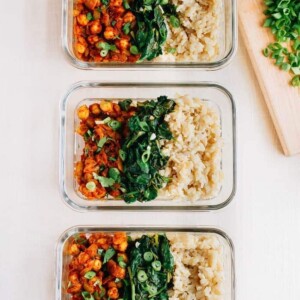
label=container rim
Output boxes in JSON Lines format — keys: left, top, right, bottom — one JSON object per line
{"left": 55, "top": 225, "right": 235, "bottom": 300}
{"left": 59, "top": 81, "right": 237, "bottom": 212}
{"left": 61, "top": 0, "right": 238, "bottom": 70}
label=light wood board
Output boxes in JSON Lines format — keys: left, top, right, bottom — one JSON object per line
{"left": 239, "top": 0, "right": 300, "bottom": 156}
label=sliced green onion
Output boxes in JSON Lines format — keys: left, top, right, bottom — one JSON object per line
{"left": 151, "top": 260, "right": 162, "bottom": 271}
{"left": 291, "top": 75, "right": 300, "bottom": 86}
{"left": 100, "top": 49, "right": 108, "bottom": 57}
{"left": 137, "top": 270, "right": 148, "bottom": 282}
{"left": 281, "top": 62, "right": 291, "bottom": 71}
{"left": 86, "top": 181, "right": 96, "bottom": 191}
{"left": 147, "top": 285, "right": 157, "bottom": 295}
{"left": 143, "top": 252, "right": 154, "bottom": 262}
{"left": 108, "top": 120, "right": 121, "bottom": 130}
{"left": 263, "top": 48, "right": 270, "bottom": 57}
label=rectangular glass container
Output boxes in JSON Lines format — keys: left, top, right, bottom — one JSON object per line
{"left": 56, "top": 226, "right": 235, "bottom": 300}
{"left": 62, "top": 0, "right": 237, "bottom": 69}
{"left": 59, "top": 82, "right": 236, "bottom": 211}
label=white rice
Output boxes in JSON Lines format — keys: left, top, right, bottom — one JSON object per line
{"left": 159, "top": 94, "right": 223, "bottom": 201}
{"left": 167, "top": 233, "right": 225, "bottom": 300}
{"left": 155, "top": 0, "right": 222, "bottom": 62}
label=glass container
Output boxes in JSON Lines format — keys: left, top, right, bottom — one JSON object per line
{"left": 62, "top": 0, "right": 237, "bottom": 69}
{"left": 56, "top": 226, "right": 235, "bottom": 300}
{"left": 59, "top": 81, "right": 236, "bottom": 211}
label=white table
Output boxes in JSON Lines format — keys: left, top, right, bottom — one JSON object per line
{"left": 1, "top": 1, "right": 300, "bottom": 298}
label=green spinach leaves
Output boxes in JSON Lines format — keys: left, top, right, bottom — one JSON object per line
{"left": 121, "top": 96, "right": 175, "bottom": 203}
{"left": 127, "top": 0, "right": 179, "bottom": 61}
{"left": 124, "top": 234, "right": 174, "bottom": 300}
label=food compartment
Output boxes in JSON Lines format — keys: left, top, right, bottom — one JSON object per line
{"left": 60, "top": 82, "right": 236, "bottom": 211}
{"left": 62, "top": 0, "right": 237, "bottom": 69}
{"left": 56, "top": 226, "right": 235, "bottom": 300}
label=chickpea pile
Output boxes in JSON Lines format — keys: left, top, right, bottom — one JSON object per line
{"left": 73, "top": 0, "right": 139, "bottom": 62}
{"left": 67, "top": 232, "right": 128, "bottom": 300}
{"left": 74, "top": 100, "right": 136, "bottom": 200}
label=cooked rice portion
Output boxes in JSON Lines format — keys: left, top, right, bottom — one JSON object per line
{"left": 155, "top": 0, "right": 222, "bottom": 62}
{"left": 159, "top": 95, "right": 222, "bottom": 201}
{"left": 167, "top": 233, "right": 225, "bottom": 300}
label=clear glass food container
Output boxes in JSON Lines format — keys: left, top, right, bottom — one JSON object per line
{"left": 59, "top": 82, "right": 236, "bottom": 211}
{"left": 56, "top": 226, "right": 235, "bottom": 300}
{"left": 61, "top": 0, "right": 237, "bottom": 69}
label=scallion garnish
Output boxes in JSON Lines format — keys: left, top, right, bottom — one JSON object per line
{"left": 262, "top": 0, "right": 300, "bottom": 87}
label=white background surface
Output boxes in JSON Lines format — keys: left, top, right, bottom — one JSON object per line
{"left": 1, "top": 0, "right": 300, "bottom": 299}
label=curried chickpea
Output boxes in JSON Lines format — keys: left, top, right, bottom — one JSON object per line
{"left": 77, "top": 14, "right": 89, "bottom": 26}
{"left": 75, "top": 43, "right": 86, "bottom": 54}
{"left": 88, "top": 35, "right": 100, "bottom": 44}
{"left": 118, "top": 38, "right": 129, "bottom": 50}
{"left": 84, "top": 0, "right": 100, "bottom": 10}
{"left": 107, "top": 287, "right": 119, "bottom": 299}
{"left": 92, "top": 259, "right": 102, "bottom": 271}
{"left": 86, "top": 243, "right": 98, "bottom": 257}
{"left": 90, "top": 103, "right": 101, "bottom": 115}
{"left": 110, "top": 0, "right": 122, "bottom": 6}
{"left": 73, "top": 9, "right": 81, "bottom": 17}
{"left": 104, "top": 27, "right": 117, "bottom": 40}
{"left": 89, "top": 20, "right": 102, "bottom": 34}
{"left": 77, "top": 105, "right": 90, "bottom": 120}
{"left": 123, "top": 12, "right": 135, "bottom": 23}
{"left": 69, "top": 244, "right": 80, "bottom": 256}
{"left": 100, "top": 100, "right": 114, "bottom": 113}
{"left": 116, "top": 241, "right": 128, "bottom": 252}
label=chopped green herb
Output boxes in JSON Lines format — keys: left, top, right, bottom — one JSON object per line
{"left": 84, "top": 271, "right": 96, "bottom": 280}
{"left": 119, "top": 99, "right": 132, "bottom": 111}
{"left": 117, "top": 256, "right": 127, "bottom": 268}
{"left": 130, "top": 45, "right": 139, "bottom": 55}
{"left": 97, "top": 42, "right": 117, "bottom": 51}
{"left": 74, "top": 233, "right": 87, "bottom": 245}
{"left": 108, "top": 168, "right": 121, "bottom": 182}
{"left": 103, "top": 247, "right": 116, "bottom": 264}
{"left": 98, "top": 248, "right": 104, "bottom": 256}
{"left": 119, "top": 149, "right": 126, "bottom": 161}
{"left": 86, "top": 12, "right": 93, "bottom": 21}
{"left": 96, "top": 137, "right": 108, "bottom": 153}
{"left": 93, "top": 173, "right": 115, "bottom": 187}
{"left": 82, "top": 291, "right": 94, "bottom": 300}
{"left": 123, "top": 22, "right": 131, "bottom": 35}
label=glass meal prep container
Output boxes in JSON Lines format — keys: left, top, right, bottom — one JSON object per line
{"left": 56, "top": 226, "right": 235, "bottom": 300}
{"left": 61, "top": 0, "right": 237, "bottom": 69}
{"left": 59, "top": 82, "right": 236, "bottom": 211}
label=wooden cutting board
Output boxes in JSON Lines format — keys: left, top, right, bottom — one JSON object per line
{"left": 239, "top": 0, "right": 300, "bottom": 156}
